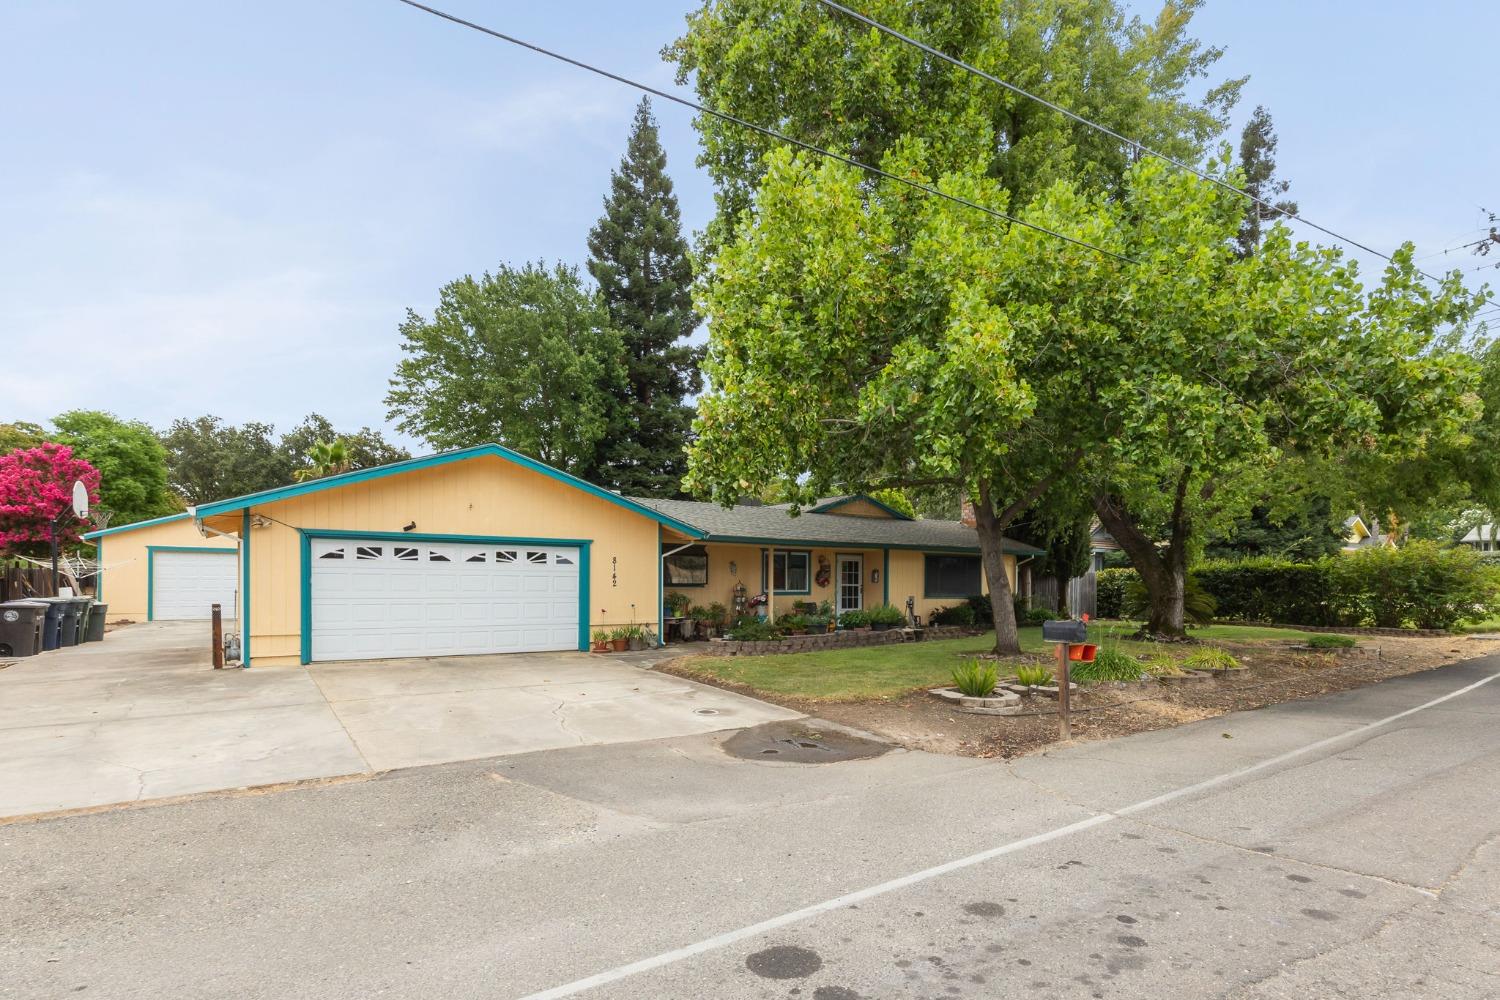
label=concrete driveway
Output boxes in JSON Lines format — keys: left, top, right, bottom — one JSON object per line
{"left": 0, "top": 622, "right": 798, "bottom": 819}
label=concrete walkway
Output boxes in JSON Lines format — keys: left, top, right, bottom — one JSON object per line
{"left": 0, "top": 622, "right": 798, "bottom": 819}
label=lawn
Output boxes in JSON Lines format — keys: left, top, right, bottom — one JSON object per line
{"left": 670, "top": 622, "right": 1330, "bottom": 702}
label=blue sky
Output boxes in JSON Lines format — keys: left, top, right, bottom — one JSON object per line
{"left": 4, "top": 1, "right": 1497, "bottom": 447}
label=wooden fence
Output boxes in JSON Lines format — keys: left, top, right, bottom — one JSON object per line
{"left": 0, "top": 566, "right": 96, "bottom": 602}
{"left": 1029, "top": 572, "right": 1097, "bottom": 619}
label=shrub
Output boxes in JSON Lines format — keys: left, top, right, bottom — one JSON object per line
{"left": 1122, "top": 574, "right": 1217, "bottom": 626}
{"left": 1023, "top": 607, "right": 1053, "bottom": 626}
{"left": 951, "top": 658, "right": 999, "bottom": 697}
{"left": 1015, "top": 663, "right": 1053, "bottom": 687}
{"left": 728, "top": 619, "right": 780, "bottom": 641}
{"left": 1194, "top": 558, "right": 1337, "bottom": 626}
{"left": 1306, "top": 633, "right": 1356, "bottom": 648}
{"left": 868, "top": 604, "right": 906, "bottom": 626}
{"left": 1071, "top": 646, "right": 1145, "bottom": 683}
{"left": 838, "top": 609, "right": 870, "bottom": 628}
{"left": 706, "top": 602, "right": 728, "bottom": 622}
{"left": 930, "top": 603, "right": 977, "bottom": 627}
{"left": 1183, "top": 646, "right": 1242, "bottom": 672}
{"left": 1095, "top": 568, "right": 1134, "bottom": 618}
{"left": 965, "top": 594, "right": 995, "bottom": 625}
{"left": 779, "top": 614, "right": 810, "bottom": 631}
{"left": 1327, "top": 541, "right": 1500, "bottom": 630}
{"left": 1141, "top": 653, "right": 1184, "bottom": 677}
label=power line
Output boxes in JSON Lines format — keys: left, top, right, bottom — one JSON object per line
{"left": 814, "top": 0, "right": 1448, "bottom": 283}
{"left": 393, "top": 0, "right": 1137, "bottom": 265}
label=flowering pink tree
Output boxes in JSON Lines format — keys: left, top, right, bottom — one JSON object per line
{"left": 0, "top": 443, "right": 102, "bottom": 553}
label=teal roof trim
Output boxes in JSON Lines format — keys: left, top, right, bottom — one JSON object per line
{"left": 190, "top": 443, "right": 707, "bottom": 539}
{"left": 82, "top": 512, "right": 190, "bottom": 540}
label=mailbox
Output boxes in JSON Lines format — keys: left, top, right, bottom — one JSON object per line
{"left": 1041, "top": 619, "right": 1089, "bottom": 644}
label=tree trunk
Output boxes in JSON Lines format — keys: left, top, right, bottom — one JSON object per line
{"left": 973, "top": 490, "right": 1022, "bottom": 655}
{"left": 1093, "top": 475, "right": 1191, "bottom": 638}
{"left": 1054, "top": 571, "right": 1071, "bottom": 619}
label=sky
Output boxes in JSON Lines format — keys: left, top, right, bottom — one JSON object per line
{"left": 3, "top": 1, "right": 1498, "bottom": 449}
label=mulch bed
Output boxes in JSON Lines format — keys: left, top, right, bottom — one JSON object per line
{"left": 660, "top": 635, "right": 1500, "bottom": 760}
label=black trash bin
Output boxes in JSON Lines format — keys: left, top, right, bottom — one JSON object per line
{"left": 83, "top": 602, "right": 108, "bottom": 642}
{"left": 0, "top": 601, "right": 46, "bottom": 657}
{"left": 55, "top": 599, "right": 84, "bottom": 647}
{"left": 77, "top": 599, "right": 95, "bottom": 643}
{"left": 38, "top": 600, "right": 65, "bottom": 651}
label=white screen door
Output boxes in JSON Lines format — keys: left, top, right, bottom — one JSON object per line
{"left": 837, "top": 555, "right": 863, "bottom": 613}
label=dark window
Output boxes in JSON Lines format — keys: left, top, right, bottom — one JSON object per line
{"left": 319, "top": 548, "right": 345, "bottom": 560}
{"left": 393, "top": 547, "right": 419, "bottom": 562}
{"left": 924, "top": 554, "right": 982, "bottom": 598}
{"left": 555, "top": 554, "right": 573, "bottom": 565}
{"left": 355, "top": 546, "right": 382, "bottom": 560}
{"left": 526, "top": 551, "right": 547, "bottom": 564}
{"left": 496, "top": 550, "right": 517, "bottom": 563}
{"left": 428, "top": 551, "right": 450, "bottom": 562}
{"left": 763, "top": 550, "right": 811, "bottom": 593}
{"left": 466, "top": 552, "right": 487, "bottom": 563}
{"left": 663, "top": 544, "right": 708, "bottom": 586}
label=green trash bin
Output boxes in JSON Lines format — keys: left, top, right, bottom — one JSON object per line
{"left": 84, "top": 603, "right": 108, "bottom": 642}
{"left": 0, "top": 601, "right": 46, "bottom": 657}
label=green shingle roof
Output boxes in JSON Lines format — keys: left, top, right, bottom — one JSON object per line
{"left": 629, "top": 496, "right": 1045, "bottom": 556}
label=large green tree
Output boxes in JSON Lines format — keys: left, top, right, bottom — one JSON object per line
{"left": 586, "top": 97, "right": 702, "bottom": 496}
{"left": 386, "top": 262, "right": 626, "bottom": 478}
{"left": 668, "top": 0, "right": 1243, "bottom": 247}
{"left": 0, "top": 422, "right": 46, "bottom": 454}
{"left": 1235, "top": 105, "right": 1297, "bottom": 257}
{"left": 161, "top": 416, "right": 290, "bottom": 506}
{"left": 52, "top": 410, "right": 178, "bottom": 527}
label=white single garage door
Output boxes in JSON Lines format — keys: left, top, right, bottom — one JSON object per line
{"left": 309, "top": 538, "right": 580, "bottom": 662}
{"left": 152, "top": 549, "right": 238, "bottom": 621}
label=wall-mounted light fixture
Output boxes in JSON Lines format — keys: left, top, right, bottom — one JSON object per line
{"left": 402, "top": 521, "right": 417, "bottom": 532}
{"left": 250, "top": 515, "right": 271, "bottom": 529}
{"left": 871, "top": 568, "right": 881, "bottom": 584}
{"left": 729, "top": 560, "right": 738, "bottom": 575}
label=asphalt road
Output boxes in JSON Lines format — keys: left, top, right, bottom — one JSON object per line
{"left": 3, "top": 656, "right": 1499, "bottom": 1000}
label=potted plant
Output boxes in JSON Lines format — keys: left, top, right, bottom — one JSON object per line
{"left": 627, "top": 625, "right": 648, "bottom": 651}
{"left": 688, "top": 605, "right": 717, "bottom": 640}
{"left": 590, "top": 629, "right": 611, "bottom": 653}
{"left": 780, "top": 613, "right": 809, "bottom": 635}
{"left": 869, "top": 605, "right": 905, "bottom": 631}
{"left": 665, "top": 592, "right": 692, "bottom": 619}
{"left": 706, "top": 602, "right": 728, "bottom": 635}
{"left": 839, "top": 609, "right": 870, "bottom": 631}
{"left": 609, "top": 627, "right": 630, "bottom": 653}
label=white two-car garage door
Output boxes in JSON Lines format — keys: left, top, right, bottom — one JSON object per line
{"left": 151, "top": 549, "right": 238, "bottom": 621}
{"left": 309, "top": 538, "right": 581, "bottom": 662}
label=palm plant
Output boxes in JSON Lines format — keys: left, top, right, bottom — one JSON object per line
{"left": 294, "top": 440, "right": 353, "bottom": 482}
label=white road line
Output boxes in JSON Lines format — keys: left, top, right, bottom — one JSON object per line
{"left": 518, "top": 669, "right": 1500, "bottom": 1000}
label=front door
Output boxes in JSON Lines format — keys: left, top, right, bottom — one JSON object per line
{"left": 837, "top": 555, "right": 863, "bottom": 614}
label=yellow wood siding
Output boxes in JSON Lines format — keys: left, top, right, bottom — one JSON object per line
{"left": 237, "top": 454, "right": 662, "bottom": 666}
{"left": 817, "top": 498, "right": 896, "bottom": 519}
{"left": 94, "top": 517, "right": 240, "bottom": 622}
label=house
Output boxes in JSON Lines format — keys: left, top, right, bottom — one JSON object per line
{"left": 1342, "top": 515, "right": 1395, "bottom": 553}
{"left": 1457, "top": 524, "right": 1500, "bottom": 552}
{"left": 86, "top": 444, "right": 1042, "bottom": 667}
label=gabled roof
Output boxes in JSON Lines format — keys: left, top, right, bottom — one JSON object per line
{"left": 189, "top": 444, "right": 707, "bottom": 538}
{"left": 82, "top": 512, "right": 191, "bottom": 541}
{"left": 633, "top": 497, "right": 1044, "bottom": 555}
{"left": 806, "top": 494, "right": 914, "bottom": 520}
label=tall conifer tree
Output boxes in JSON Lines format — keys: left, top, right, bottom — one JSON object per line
{"left": 586, "top": 97, "right": 701, "bottom": 496}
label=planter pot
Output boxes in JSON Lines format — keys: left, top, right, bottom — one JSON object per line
{"left": 696, "top": 621, "right": 716, "bottom": 639}
{"left": 610, "top": 638, "right": 629, "bottom": 652}
{"left": 591, "top": 642, "right": 610, "bottom": 653}
{"left": 872, "top": 623, "right": 890, "bottom": 632}
{"left": 628, "top": 637, "right": 645, "bottom": 651}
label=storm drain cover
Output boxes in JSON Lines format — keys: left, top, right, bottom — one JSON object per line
{"left": 693, "top": 708, "right": 720, "bottom": 716}
{"left": 723, "top": 721, "right": 891, "bottom": 764}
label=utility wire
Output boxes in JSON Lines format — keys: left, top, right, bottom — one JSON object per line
{"left": 394, "top": 0, "right": 1137, "bottom": 264}
{"left": 815, "top": 0, "right": 1447, "bottom": 283}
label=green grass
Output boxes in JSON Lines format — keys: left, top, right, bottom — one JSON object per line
{"left": 675, "top": 623, "right": 1322, "bottom": 701}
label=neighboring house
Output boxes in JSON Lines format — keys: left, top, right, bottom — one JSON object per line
{"left": 1088, "top": 522, "right": 1121, "bottom": 571}
{"left": 1342, "top": 515, "right": 1396, "bottom": 552}
{"left": 1457, "top": 524, "right": 1500, "bottom": 552}
{"left": 86, "top": 444, "right": 1041, "bottom": 668}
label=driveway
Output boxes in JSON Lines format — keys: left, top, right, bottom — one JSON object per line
{"left": 0, "top": 622, "right": 799, "bottom": 819}
{"left": 2, "top": 655, "right": 1497, "bottom": 999}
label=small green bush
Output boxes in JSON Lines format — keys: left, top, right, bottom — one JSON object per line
{"left": 868, "top": 604, "right": 906, "bottom": 626}
{"left": 1015, "top": 663, "right": 1053, "bottom": 687}
{"left": 951, "top": 658, "right": 999, "bottom": 697}
{"left": 1306, "top": 633, "right": 1356, "bottom": 648}
{"left": 838, "top": 609, "right": 870, "bottom": 628}
{"left": 1182, "top": 646, "right": 1242, "bottom": 672}
{"left": 930, "top": 603, "right": 977, "bottom": 627}
{"left": 779, "top": 614, "right": 810, "bottom": 631}
{"left": 1071, "top": 646, "right": 1145, "bottom": 683}
{"left": 728, "top": 619, "right": 780, "bottom": 641}
{"left": 965, "top": 594, "right": 995, "bottom": 625}
{"left": 1095, "top": 568, "right": 1134, "bottom": 618}
{"left": 1327, "top": 541, "right": 1500, "bottom": 630}
{"left": 1023, "top": 607, "right": 1053, "bottom": 626}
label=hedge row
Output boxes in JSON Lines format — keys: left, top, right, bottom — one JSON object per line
{"left": 1094, "top": 542, "right": 1500, "bottom": 631}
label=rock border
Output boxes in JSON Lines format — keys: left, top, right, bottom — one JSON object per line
{"left": 928, "top": 686, "right": 1024, "bottom": 715}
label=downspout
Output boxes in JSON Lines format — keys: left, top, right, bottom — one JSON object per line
{"left": 660, "top": 538, "right": 696, "bottom": 647}
{"left": 1013, "top": 554, "right": 1035, "bottom": 611}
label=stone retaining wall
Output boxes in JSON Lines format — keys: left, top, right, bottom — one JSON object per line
{"left": 702, "top": 625, "right": 982, "bottom": 657}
